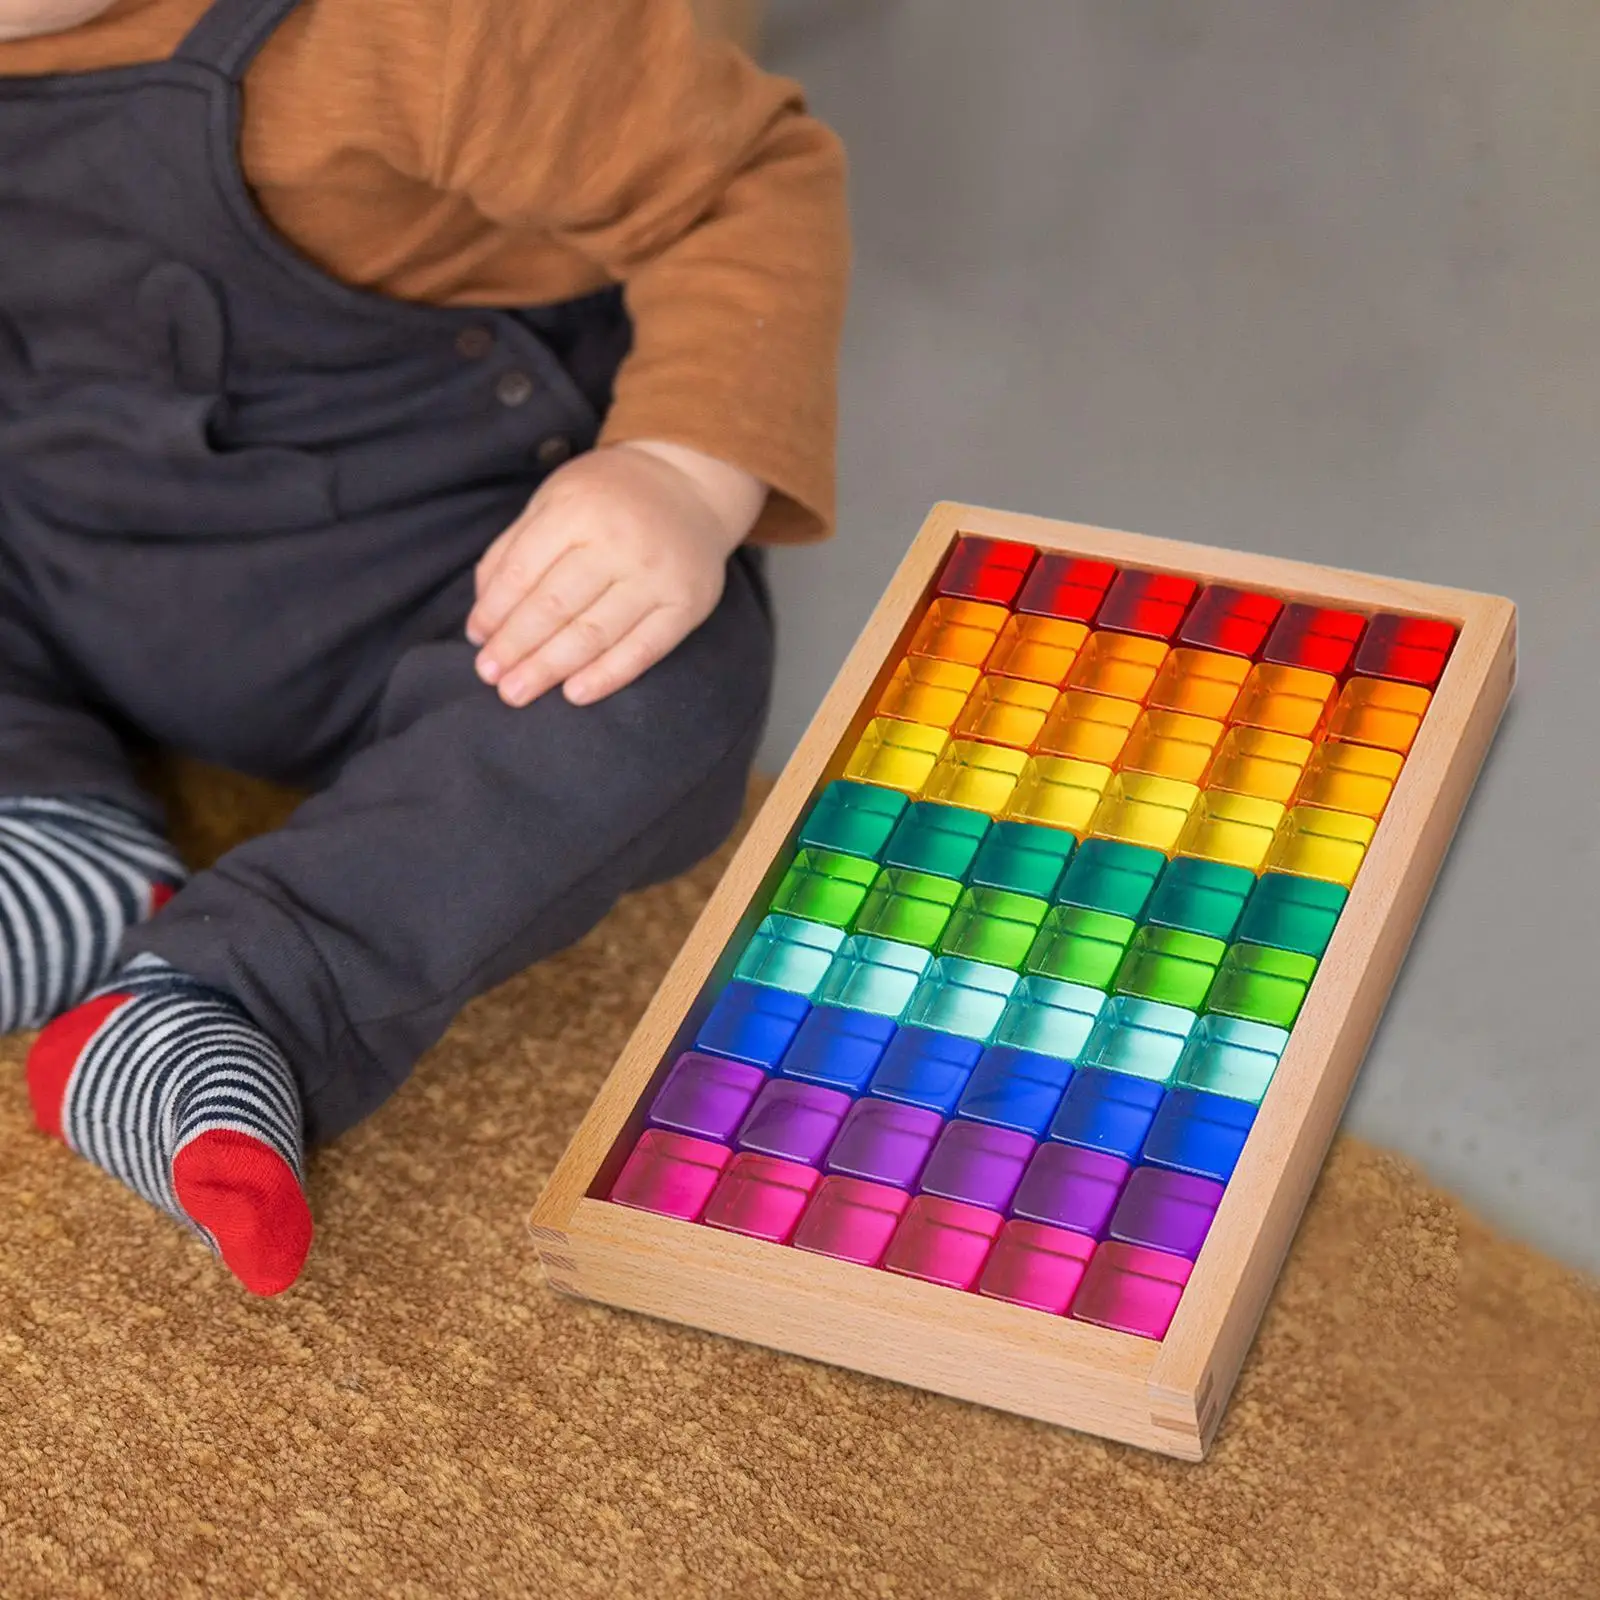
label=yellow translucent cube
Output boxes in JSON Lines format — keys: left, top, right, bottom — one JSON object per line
{"left": 1265, "top": 805, "right": 1377, "bottom": 887}
{"left": 1118, "top": 709, "right": 1226, "bottom": 784}
{"left": 1087, "top": 772, "right": 1201, "bottom": 852}
{"left": 952, "top": 674, "right": 1057, "bottom": 749}
{"left": 876, "top": 656, "right": 980, "bottom": 730}
{"left": 986, "top": 614, "right": 1090, "bottom": 687}
{"left": 1002, "top": 755, "right": 1115, "bottom": 835}
{"left": 1148, "top": 648, "right": 1250, "bottom": 721}
{"left": 1175, "top": 791, "right": 1287, "bottom": 872}
{"left": 844, "top": 718, "right": 950, "bottom": 793}
{"left": 1232, "top": 663, "right": 1338, "bottom": 739}
{"left": 1294, "top": 739, "right": 1403, "bottom": 819}
{"left": 1204, "top": 726, "right": 1314, "bottom": 804}
{"left": 921, "top": 739, "right": 1029, "bottom": 815}
{"left": 906, "top": 598, "right": 1009, "bottom": 668}
{"left": 1326, "top": 677, "right": 1432, "bottom": 755}
{"left": 1066, "top": 631, "right": 1169, "bottom": 702}
{"left": 1033, "top": 690, "right": 1140, "bottom": 766}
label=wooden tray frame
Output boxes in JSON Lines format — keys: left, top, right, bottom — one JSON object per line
{"left": 529, "top": 502, "right": 1516, "bottom": 1460}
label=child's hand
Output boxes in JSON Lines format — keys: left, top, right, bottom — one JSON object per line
{"left": 467, "top": 441, "right": 766, "bottom": 707}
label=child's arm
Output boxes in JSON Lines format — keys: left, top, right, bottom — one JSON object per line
{"left": 445, "top": 0, "right": 849, "bottom": 704}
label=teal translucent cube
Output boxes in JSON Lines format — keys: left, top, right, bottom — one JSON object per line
{"left": 733, "top": 914, "right": 846, "bottom": 998}
{"left": 770, "top": 848, "right": 879, "bottom": 927}
{"left": 1079, "top": 995, "right": 1199, "bottom": 1085}
{"left": 854, "top": 868, "right": 963, "bottom": 947}
{"left": 994, "top": 976, "right": 1108, "bottom": 1060}
{"left": 1113, "top": 926, "right": 1226, "bottom": 1010}
{"left": 1024, "top": 904, "right": 1138, "bottom": 990}
{"left": 1236, "top": 872, "right": 1348, "bottom": 958}
{"left": 1055, "top": 838, "right": 1166, "bottom": 921}
{"left": 968, "top": 821, "right": 1076, "bottom": 899}
{"left": 1143, "top": 857, "right": 1257, "bottom": 943}
{"left": 883, "top": 801, "right": 991, "bottom": 880}
{"left": 797, "top": 780, "right": 908, "bottom": 862}
{"left": 1174, "top": 1014, "right": 1291, "bottom": 1104}
{"left": 937, "top": 887, "right": 1049, "bottom": 969}
{"left": 814, "top": 934, "right": 932, "bottom": 1019}
{"left": 903, "top": 956, "right": 1020, "bottom": 1041}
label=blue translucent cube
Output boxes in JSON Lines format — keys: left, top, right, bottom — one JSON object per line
{"left": 1048, "top": 1067, "right": 1164, "bottom": 1163}
{"left": 956, "top": 1046, "right": 1075, "bottom": 1137}
{"left": 694, "top": 981, "right": 810, "bottom": 1070}
{"left": 867, "top": 1025, "right": 984, "bottom": 1114}
{"left": 780, "top": 1004, "right": 898, "bottom": 1094}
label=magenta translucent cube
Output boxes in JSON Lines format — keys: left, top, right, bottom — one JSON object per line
{"left": 736, "top": 1078, "right": 852, "bottom": 1166}
{"left": 1108, "top": 1166, "right": 1225, "bottom": 1260}
{"left": 978, "top": 1219, "right": 1097, "bottom": 1314}
{"left": 1071, "top": 1240, "right": 1193, "bottom": 1339}
{"left": 883, "top": 1194, "right": 1005, "bottom": 1289}
{"left": 1009, "top": 1142, "right": 1132, "bottom": 1238}
{"left": 917, "top": 1120, "right": 1035, "bottom": 1212}
{"left": 824, "top": 1096, "right": 943, "bottom": 1189}
{"left": 702, "top": 1152, "right": 821, "bottom": 1243}
{"left": 792, "top": 1174, "right": 911, "bottom": 1266}
{"left": 608, "top": 1129, "right": 732, "bottom": 1222}
{"left": 647, "top": 1051, "right": 767, "bottom": 1143}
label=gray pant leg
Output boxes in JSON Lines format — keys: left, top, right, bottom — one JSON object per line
{"left": 128, "top": 551, "right": 776, "bottom": 1142}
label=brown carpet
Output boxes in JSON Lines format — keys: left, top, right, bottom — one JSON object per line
{"left": 2, "top": 762, "right": 1597, "bottom": 1599}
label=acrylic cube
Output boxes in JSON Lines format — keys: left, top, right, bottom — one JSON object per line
{"left": 1177, "top": 585, "right": 1283, "bottom": 658}
{"left": 868, "top": 1025, "right": 985, "bottom": 1114}
{"left": 1235, "top": 872, "right": 1347, "bottom": 958}
{"left": 1078, "top": 995, "right": 1199, "bottom": 1085}
{"left": 1002, "top": 754, "right": 1114, "bottom": 834}
{"left": 1108, "top": 1166, "right": 1224, "bottom": 1260}
{"left": 1016, "top": 553, "right": 1116, "bottom": 622}
{"left": 978, "top": 1220, "right": 1097, "bottom": 1314}
{"left": 825, "top": 1096, "right": 944, "bottom": 1189}
{"left": 903, "top": 956, "right": 1020, "bottom": 1041}
{"left": 1208, "top": 942, "right": 1318, "bottom": 1029}
{"left": 695, "top": 980, "right": 810, "bottom": 1068}
{"left": 798, "top": 780, "right": 908, "bottom": 862}
{"left": 1353, "top": 613, "right": 1456, "bottom": 689}
{"left": 1048, "top": 1067, "right": 1164, "bottom": 1162}
{"left": 1204, "top": 726, "right": 1313, "bottom": 806}
{"left": 1326, "top": 677, "right": 1432, "bottom": 755}
{"left": 1097, "top": 569, "right": 1197, "bottom": 641}
{"left": 1071, "top": 1241, "right": 1194, "bottom": 1340}
{"left": 1173, "top": 1014, "right": 1291, "bottom": 1104}
{"left": 1119, "top": 709, "right": 1226, "bottom": 784}
{"left": 854, "top": 867, "right": 963, "bottom": 948}
{"left": 792, "top": 1175, "right": 911, "bottom": 1267}
{"left": 843, "top": 717, "right": 949, "bottom": 794}
{"left": 1033, "top": 689, "right": 1141, "bottom": 766}
{"left": 907, "top": 596, "right": 1008, "bottom": 667}
{"left": 770, "top": 847, "right": 879, "bottom": 928}
{"left": 953, "top": 673, "right": 1058, "bottom": 748}
{"left": 648, "top": 1052, "right": 768, "bottom": 1144}
{"left": 1147, "top": 647, "right": 1249, "bottom": 721}
{"left": 1067, "top": 630, "right": 1170, "bottom": 702}
{"left": 1088, "top": 772, "right": 1200, "bottom": 853}
{"left": 703, "top": 1153, "right": 822, "bottom": 1243}
{"left": 992, "top": 976, "right": 1108, "bottom": 1060}
{"left": 1142, "top": 1086, "right": 1257, "bottom": 1184}
{"left": 733, "top": 914, "right": 845, "bottom": 998}
{"left": 1173, "top": 790, "right": 1286, "bottom": 873}
{"left": 1055, "top": 838, "right": 1166, "bottom": 921}
{"left": 1294, "top": 740, "right": 1403, "bottom": 820}
{"left": 967, "top": 820, "right": 1077, "bottom": 900}
{"left": 1265, "top": 805, "right": 1376, "bottom": 888}
{"left": 609, "top": 1130, "right": 732, "bottom": 1222}
{"left": 1010, "top": 1142, "right": 1132, "bottom": 1237}
{"left": 1142, "top": 856, "right": 1255, "bottom": 943}
{"left": 936, "top": 534, "right": 1036, "bottom": 606}
{"left": 1262, "top": 602, "right": 1366, "bottom": 677}
{"left": 1231, "top": 663, "right": 1338, "bottom": 740}
{"left": 876, "top": 655, "right": 981, "bottom": 730}
{"left": 921, "top": 739, "right": 1029, "bottom": 815}
{"left": 957, "top": 1045, "right": 1076, "bottom": 1137}
{"left": 1113, "top": 926, "right": 1226, "bottom": 1011}
{"left": 918, "top": 1119, "right": 1036, "bottom": 1211}
{"left": 813, "top": 935, "right": 932, "bottom": 1019}
{"left": 883, "top": 800, "right": 991, "bottom": 879}
{"left": 938, "top": 886, "right": 1050, "bottom": 968}
{"left": 779, "top": 1003, "right": 898, "bottom": 1092}
{"left": 883, "top": 1195, "right": 1005, "bottom": 1290}
{"left": 1025, "top": 904, "right": 1138, "bottom": 989}
{"left": 986, "top": 613, "right": 1090, "bottom": 686}
{"left": 736, "top": 1078, "right": 853, "bottom": 1166}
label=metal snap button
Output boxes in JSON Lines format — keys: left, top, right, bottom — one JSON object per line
{"left": 495, "top": 371, "right": 535, "bottom": 408}
{"left": 535, "top": 435, "right": 574, "bottom": 467}
{"left": 454, "top": 325, "right": 494, "bottom": 360}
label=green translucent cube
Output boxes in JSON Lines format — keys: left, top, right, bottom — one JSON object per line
{"left": 1235, "top": 872, "right": 1348, "bottom": 958}
{"left": 994, "top": 976, "right": 1108, "bottom": 1059}
{"left": 854, "top": 868, "right": 963, "bottom": 947}
{"left": 814, "top": 934, "right": 932, "bottom": 1018}
{"left": 1143, "top": 857, "right": 1256, "bottom": 943}
{"left": 770, "top": 848, "right": 879, "bottom": 927}
{"left": 937, "top": 887, "right": 1049, "bottom": 969}
{"left": 968, "top": 820, "right": 1076, "bottom": 899}
{"left": 1207, "top": 942, "right": 1319, "bottom": 1028}
{"left": 882, "top": 801, "right": 991, "bottom": 880}
{"left": 1055, "top": 838, "right": 1166, "bottom": 921}
{"left": 904, "top": 956, "right": 1020, "bottom": 1041}
{"left": 1024, "top": 905, "right": 1137, "bottom": 990}
{"left": 733, "top": 913, "right": 846, "bottom": 997}
{"left": 1113, "top": 926, "right": 1226, "bottom": 1010}
{"left": 1174, "top": 1014, "right": 1291, "bottom": 1104}
{"left": 796, "top": 779, "right": 908, "bottom": 862}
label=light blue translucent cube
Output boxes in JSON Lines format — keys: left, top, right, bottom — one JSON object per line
{"left": 993, "top": 977, "right": 1108, "bottom": 1061}
{"left": 733, "top": 914, "right": 846, "bottom": 998}
{"left": 1172, "top": 1014, "right": 1291, "bottom": 1104}
{"left": 1079, "top": 995, "right": 1199, "bottom": 1085}
{"left": 903, "top": 956, "right": 1020, "bottom": 1041}
{"left": 814, "top": 934, "right": 932, "bottom": 1019}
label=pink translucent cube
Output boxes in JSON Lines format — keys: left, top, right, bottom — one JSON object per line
{"left": 702, "top": 1152, "right": 821, "bottom": 1243}
{"left": 978, "top": 1219, "right": 1097, "bottom": 1314}
{"left": 1070, "top": 1240, "right": 1193, "bottom": 1339}
{"left": 792, "top": 1175, "right": 911, "bottom": 1267}
{"left": 609, "top": 1129, "right": 732, "bottom": 1222}
{"left": 883, "top": 1194, "right": 1004, "bottom": 1290}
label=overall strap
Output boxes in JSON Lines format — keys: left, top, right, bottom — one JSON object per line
{"left": 172, "top": 0, "right": 305, "bottom": 79}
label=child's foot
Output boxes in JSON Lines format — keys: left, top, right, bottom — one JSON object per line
{"left": 26, "top": 956, "right": 312, "bottom": 1296}
{"left": 0, "top": 796, "right": 185, "bottom": 1034}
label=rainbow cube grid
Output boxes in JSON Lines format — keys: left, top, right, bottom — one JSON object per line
{"left": 607, "top": 535, "right": 1456, "bottom": 1341}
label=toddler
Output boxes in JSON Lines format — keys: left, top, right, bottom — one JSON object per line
{"left": 0, "top": 0, "right": 847, "bottom": 1292}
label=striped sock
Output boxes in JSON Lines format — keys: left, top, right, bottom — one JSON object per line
{"left": 0, "top": 796, "right": 185, "bottom": 1034}
{"left": 26, "top": 955, "right": 312, "bottom": 1296}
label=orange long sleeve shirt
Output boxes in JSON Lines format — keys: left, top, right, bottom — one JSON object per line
{"left": 0, "top": 0, "right": 849, "bottom": 543}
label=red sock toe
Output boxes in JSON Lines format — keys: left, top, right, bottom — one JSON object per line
{"left": 26, "top": 993, "right": 130, "bottom": 1141}
{"left": 148, "top": 881, "right": 177, "bottom": 914}
{"left": 172, "top": 1129, "right": 314, "bottom": 1296}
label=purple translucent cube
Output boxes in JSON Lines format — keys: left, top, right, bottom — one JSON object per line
{"left": 917, "top": 1121, "right": 1035, "bottom": 1212}
{"left": 647, "top": 1051, "right": 767, "bottom": 1143}
{"left": 1108, "top": 1165, "right": 1225, "bottom": 1260}
{"left": 1010, "top": 1142, "right": 1131, "bottom": 1238}
{"left": 825, "top": 1097, "right": 943, "bottom": 1190}
{"left": 736, "top": 1078, "right": 853, "bottom": 1166}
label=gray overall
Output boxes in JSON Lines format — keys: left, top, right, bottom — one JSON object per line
{"left": 0, "top": 0, "right": 775, "bottom": 1139}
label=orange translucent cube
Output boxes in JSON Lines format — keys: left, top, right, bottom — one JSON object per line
{"left": 1294, "top": 741, "right": 1404, "bottom": 819}
{"left": 1118, "top": 709, "right": 1226, "bottom": 785}
{"left": 1325, "top": 677, "right": 1432, "bottom": 755}
{"left": 1148, "top": 648, "right": 1251, "bottom": 721}
{"left": 952, "top": 674, "right": 1058, "bottom": 749}
{"left": 906, "top": 598, "right": 1008, "bottom": 668}
{"left": 1204, "top": 726, "right": 1314, "bottom": 805}
{"left": 1067, "top": 631, "right": 1169, "bottom": 703}
{"left": 1231, "top": 663, "right": 1337, "bottom": 739}
{"left": 1033, "top": 691, "right": 1141, "bottom": 766}
{"left": 876, "top": 656, "right": 980, "bottom": 730}
{"left": 986, "top": 614, "right": 1090, "bottom": 687}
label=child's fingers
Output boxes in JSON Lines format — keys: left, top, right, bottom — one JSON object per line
{"left": 497, "top": 585, "right": 652, "bottom": 707}
{"left": 561, "top": 605, "right": 693, "bottom": 707}
{"left": 472, "top": 527, "right": 515, "bottom": 609}
{"left": 474, "top": 546, "right": 610, "bottom": 686}
{"left": 466, "top": 504, "right": 567, "bottom": 646}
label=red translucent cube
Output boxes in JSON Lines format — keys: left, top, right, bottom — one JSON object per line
{"left": 1016, "top": 555, "right": 1117, "bottom": 623}
{"left": 936, "top": 535, "right": 1037, "bottom": 606}
{"left": 1352, "top": 613, "right": 1457, "bottom": 689}
{"left": 1097, "top": 570, "right": 1197, "bottom": 641}
{"left": 1261, "top": 603, "right": 1366, "bottom": 677}
{"left": 1177, "top": 585, "right": 1283, "bottom": 658}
